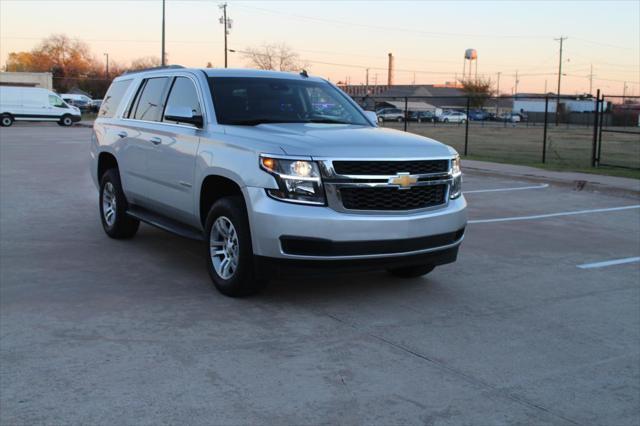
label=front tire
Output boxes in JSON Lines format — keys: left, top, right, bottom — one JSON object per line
{"left": 99, "top": 169, "right": 139, "bottom": 239}
{"left": 387, "top": 264, "right": 435, "bottom": 278}
{"left": 205, "top": 196, "right": 265, "bottom": 297}
{"left": 59, "top": 115, "right": 74, "bottom": 126}
{"left": 0, "top": 114, "right": 14, "bottom": 127}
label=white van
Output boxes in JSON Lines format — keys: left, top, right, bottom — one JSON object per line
{"left": 0, "top": 86, "right": 81, "bottom": 127}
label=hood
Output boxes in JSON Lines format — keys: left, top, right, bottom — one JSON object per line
{"left": 223, "top": 123, "right": 455, "bottom": 159}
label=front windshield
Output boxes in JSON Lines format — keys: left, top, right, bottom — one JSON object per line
{"left": 208, "top": 77, "right": 370, "bottom": 126}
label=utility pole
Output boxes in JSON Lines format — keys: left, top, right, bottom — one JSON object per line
{"left": 161, "top": 0, "right": 166, "bottom": 66}
{"left": 544, "top": 79, "right": 548, "bottom": 94}
{"left": 496, "top": 72, "right": 501, "bottom": 115}
{"left": 514, "top": 70, "right": 519, "bottom": 96}
{"left": 365, "top": 68, "right": 369, "bottom": 93}
{"left": 103, "top": 53, "right": 109, "bottom": 79}
{"left": 588, "top": 64, "right": 594, "bottom": 95}
{"left": 555, "top": 36, "right": 567, "bottom": 125}
{"left": 623, "top": 81, "right": 628, "bottom": 103}
{"left": 219, "top": 3, "right": 232, "bottom": 68}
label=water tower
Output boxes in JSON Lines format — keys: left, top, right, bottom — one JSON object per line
{"left": 462, "top": 49, "right": 478, "bottom": 81}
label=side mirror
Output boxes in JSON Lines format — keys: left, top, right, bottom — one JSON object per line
{"left": 164, "top": 105, "right": 204, "bottom": 128}
{"left": 364, "top": 110, "right": 378, "bottom": 126}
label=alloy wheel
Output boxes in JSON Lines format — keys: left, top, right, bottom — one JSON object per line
{"left": 210, "top": 216, "right": 239, "bottom": 280}
{"left": 102, "top": 182, "right": 116, "bottom": 227}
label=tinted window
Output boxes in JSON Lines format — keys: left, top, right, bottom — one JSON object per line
{"left": 99, "top": 80, "right": 131, "bottom": 118}
{"left": 162, "top": 77, "right": 202, "bottom": 125}
{"left": 208, "top": 77, "right": 369, "bottom": 126}
{"left": 132, "top": 77, "right": 170, "bottom": 122}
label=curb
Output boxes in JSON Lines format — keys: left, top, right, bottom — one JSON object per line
{"left": 464, "top": 165, "right": 640, "bottom": 199}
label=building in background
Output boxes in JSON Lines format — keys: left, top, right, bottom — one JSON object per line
{"left": 0, "top": 72, "right": 53, "bottom": 90}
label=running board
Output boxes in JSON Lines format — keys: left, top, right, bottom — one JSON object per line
{"left": 126, "top": 207, "right": 204, "bottom": 241}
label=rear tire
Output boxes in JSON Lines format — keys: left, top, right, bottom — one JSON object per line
{"left": 205, "top": 196, "right": 265, "bottom": 297}
{"left": 99, "top": 169, "right": 139, "bottom": 239}
{"left": 387, "top": 265, "right": 435, "bottom": 278}
{"left": 0, "top": 114, "right": 14, "bottom": 127}
{"left": 59, "top": 115, "right": 74, "bottom": 126}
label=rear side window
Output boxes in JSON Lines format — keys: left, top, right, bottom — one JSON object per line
{"left": 99, "top": 80, "right": 131, "bottom": 118}
{"left": 131, "top": 77, "right": 170, "bottom": 122}
{"left": 162, "top": 77, "right": 202, "bottom": 125}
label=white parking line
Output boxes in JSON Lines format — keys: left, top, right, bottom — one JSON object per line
{"left": 464, "top": 184, "right": 549, "bottom": 194}
{"left": 468, "top": 205, "right": 640, "bottom": 224}
{"left": 577, "top": 257, "right": 640, "bottom": 269}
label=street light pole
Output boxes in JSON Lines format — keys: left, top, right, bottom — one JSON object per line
{"left": 161, "top": 0, "right": 166, "bottom": 66}
{"left": 103, "top": 53, "right": 109, "bottom": 79}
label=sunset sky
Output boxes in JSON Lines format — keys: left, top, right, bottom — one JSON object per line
{"left": 1, "top": 0, "right": 638, "bottom": 95}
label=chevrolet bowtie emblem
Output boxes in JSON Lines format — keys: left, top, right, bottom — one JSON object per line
{"left": 389, "top": 173, "right": 417, "bottom": 189}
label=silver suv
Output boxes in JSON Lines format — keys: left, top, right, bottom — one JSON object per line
{"left": 91, "top": 67, "right": 467, "bottom": 296}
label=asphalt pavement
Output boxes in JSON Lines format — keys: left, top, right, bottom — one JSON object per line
{"left": 1, "top": 124, "right": 639, "bottom": 425}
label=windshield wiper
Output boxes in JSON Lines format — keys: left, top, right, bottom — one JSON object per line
{"left": 305, "top": 118, "right": 352, "bottom": 124}
{"left": 226, "top": 118, "right": 299, "bottom": 126}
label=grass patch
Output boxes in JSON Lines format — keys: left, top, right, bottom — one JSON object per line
{"left": 380, "top": 121, "right": 640, "bottom": 179}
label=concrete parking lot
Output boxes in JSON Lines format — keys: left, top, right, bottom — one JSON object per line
{"left": 1, "top": 124, "right": 639, "bottom": 425}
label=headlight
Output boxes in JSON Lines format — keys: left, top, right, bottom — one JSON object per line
{"left": 260, "top": 156, "right": 326, "bottom": 205}
{"left": 450, "top": 154, "right": 462, "bottom": 199}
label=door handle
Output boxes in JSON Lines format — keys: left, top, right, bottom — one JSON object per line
{"left": 149, "top": 137, "right": 162, "bottom": 145}
{"left": 117, "top": 131, "right": 127, "bottom": 138}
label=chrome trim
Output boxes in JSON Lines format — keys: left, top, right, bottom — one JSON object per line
{"left": 335, "top": 178, "right": 451, "bottom": 189}
{"left": 278, "top": 233, "right": 464, "bottom": 260}
{"left": 260, "top": 153, "right": 313, "bottom": 161}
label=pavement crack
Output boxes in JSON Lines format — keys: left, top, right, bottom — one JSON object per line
{"left": 324, "top": 312, "right": 582, "bottom": 426}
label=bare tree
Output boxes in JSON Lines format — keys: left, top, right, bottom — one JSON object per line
{"left": 243, "top": 43, "right": 307, "bottom": 72}
{"left": 129, "top": 56, "right": 162, "bottom": 71}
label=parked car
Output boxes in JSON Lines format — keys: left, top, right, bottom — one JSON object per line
{"left": 63, "top": 97, "right": 92, "bottom": 112}
{"left": 408, "top": 111, "right": 436, "bottom": 122}
{"left": 438, "top": 111, "right": 467, "bottom": 123}
{"left": 376, "top": 107, "right": 405, "bottom": 122}
{"left": 499, "top": 112, "right": 521, "bottom": 123}
{"left": 62, "top": 93, "right": 93, "bottom": 105}
{"left": 468, "top": 110, "right": 489, "bottom": 121}
{"left": 90, "top": 99, "right": 103, "bottom": 112}
{"left": 0, "top": 86, "right": 81, "bottom": 127}
{"left": 91, "top": 68, "right": 467, "bottom": 297}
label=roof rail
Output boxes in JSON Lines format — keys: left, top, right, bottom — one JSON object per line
{"left": 123, "top": 65, "right": 185, "bottom": 75}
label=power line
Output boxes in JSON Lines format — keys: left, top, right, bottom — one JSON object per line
{"left": 233, "top": 3, "right": 554, "bottom": 40}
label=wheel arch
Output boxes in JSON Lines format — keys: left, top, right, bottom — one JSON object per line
{"left": 97, "top": 151, "right": 119, "bottom": 180}
{"left": 199, "top": 174, "right": 247, "bottom": 228}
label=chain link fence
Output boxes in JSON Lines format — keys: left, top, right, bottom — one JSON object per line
{"left": 351, "top": 93, "right": 640, "bottom": 171}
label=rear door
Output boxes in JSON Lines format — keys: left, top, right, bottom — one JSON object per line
{"left": 118, "top": 76, "right": 172, "bottom": 202}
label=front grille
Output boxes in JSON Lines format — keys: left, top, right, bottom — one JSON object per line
{"left": 333, "top": 160, "right": 449, "bottom": 176}
{"left": 340, "top": 185, "right": 446, "bottom": 211}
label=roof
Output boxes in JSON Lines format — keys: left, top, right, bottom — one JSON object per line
{"left": 116, "top": 67, "right": 326, "bottom": 83}
{"left": 202, "top": 68, "right": 325, "bottom": 82}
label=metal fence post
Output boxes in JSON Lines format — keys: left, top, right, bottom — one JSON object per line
{"left": 403, "top": 97, "right": 408, "bottom": 132}
{"left": 596, "top": 93, "right": 605, "bottom": 165}
{"left": 464, "top": 97, "right": 470, "bottom": 156}
{"left": 542, "top": 96, "right": 549, "bottom": 163}
{"left": 591, "top": 89, "right": 600, "bottom": 167}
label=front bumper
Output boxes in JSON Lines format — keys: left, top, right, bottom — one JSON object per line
{"left": 244, "top": 186, "right": 467, "bottom": 260}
